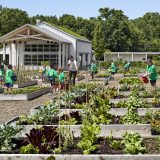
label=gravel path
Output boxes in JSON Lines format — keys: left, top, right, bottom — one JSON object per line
{"left": 0, "top": 94, "right": 51, "bottom": 124}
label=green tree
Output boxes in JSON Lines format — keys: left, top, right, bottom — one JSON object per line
{"left": 99, "top": 7, "right": 132, "bottom": 52}
{"left": 30, "top": 15, "right": 58, "bottom": 25}
{"left": 59, "top": 14, "right": 76, "bottom": 31}
{"left": 0, "top": 7, "right": 30, "bottom": 36}
{"left": 92, "top": 20, "right": 105, "bottom": 60}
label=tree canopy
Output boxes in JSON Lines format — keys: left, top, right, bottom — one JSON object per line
{"left": 0, "top": 7, "right": 160, "bottom": 59}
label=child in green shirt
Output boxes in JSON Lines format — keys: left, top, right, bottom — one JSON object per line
{"left": 143, "top": 57, "right": 158, "bottom": 89}
{"left": 58, "top": 68, "right": 65, "bottom": 90}
{"left": 124, "top": 62, "right": 131, "bottom": 71}
{"left": 111, "top": 62, "right": 117, "bottom": 75}
{"left": 90, "top": 60, "right": 98, "bottom": 79}
{"left": 47, "top": 64, "right": 58, "bottom": 95}
{"left": 5, "top": 65, "right": 14, "bottom": 92}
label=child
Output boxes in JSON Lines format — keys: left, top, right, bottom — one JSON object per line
{"left": 143, "top": 57, "right": 158, "bottom": 89}
{"left": 0, "top": 64, "right": 4, "bottom": 85}
{"left": 90, "top": 60, "right": 98, "bottom": 80}
{"left": 5, "top": 65, "right": 14, "bottom": 92}
{"left": 124, "top": 62, "right": 131, "bottom": 71}
{"left": 58, "top": 68, "right": 65, "bottom": 90}
{"left": 41, "top": 64, "right": 47, "bottom": 82}
{"left": 47, "top": 64, "right": 58, "bottom": 95}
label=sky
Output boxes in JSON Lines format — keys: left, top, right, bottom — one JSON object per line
{"left": 0, "top": 0, "right": 160, "bottom": 19}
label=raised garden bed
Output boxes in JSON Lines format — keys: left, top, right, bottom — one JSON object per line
{"left": 0, "top": 154, "right": 160, "bottom": 160}
{"left": 6, "top": 116, "right": 152, "bottom": 138}
{"left": 30, "top": 107, "right": 160, "bottom": 116}
{"left": 13, "top": 81, "right": 38, "bottom": 88}
{"left": 0, "top": 87, "right": 50, "bottom": 101}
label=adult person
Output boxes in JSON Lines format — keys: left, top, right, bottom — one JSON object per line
{"left": 143, "top": 57, "right": 158, "bottom": 89}
{"left": 47, "top": 64, "right": 58, "bottom": 95}
{"left": 124, "top": 62, "right": 131, "bottom": 71}
{"left": 5, "top": 64, "right": 14, "bottom": 92}
{"left": 67, "top": 56, "right": 78, "bottom": 86}
{"left": 90, "top": 60, "right": 98, "bottom": 80}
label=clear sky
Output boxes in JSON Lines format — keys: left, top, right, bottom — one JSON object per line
{"left": 0, "top": 0, "right": 160, "bottom": 19}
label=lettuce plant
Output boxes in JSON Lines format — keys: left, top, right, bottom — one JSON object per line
{"left": 20, "top": 126, "right": 59, "bottom": 154}
{"left": 77, "top": 119, "right": 101, "bottom": 154}
{"left": 0, "top": 125, "right": 22, "bottom": 153}
{"left": 122, "top": 132, "right": 146, "bottom": 154}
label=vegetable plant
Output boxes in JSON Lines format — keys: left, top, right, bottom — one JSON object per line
{"left": 121, "top": 132, "right": 146, "bottom": 154}
{"left": 20, "top": 126, "right": 60, "bottom": 154}
{"left": 0, "top": 125, "right": 22, "bottom": 153}
{"left": 77, "top": 119, "right": 101, "bottom": 155}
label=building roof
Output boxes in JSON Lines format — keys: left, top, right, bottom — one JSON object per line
{"left": 0, "top": 24, "right": 71, "bottom": 43}
{"left": 38, "top": 22, "right": 91, "bottom": 43}
{"left": 31, "top": 24, "right": 71, "bottom": 43}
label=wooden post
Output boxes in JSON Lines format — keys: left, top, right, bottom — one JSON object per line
{"left": 58, "top": 43, "right": 62, "bottom": 68}
{"left": 9, "top": 43, "right": 12, "bottom": 64}
{"left": 3, "top": 43, "right": 6, "bottom": 61}
{"left": 62, "top": 43, "right": 65, "bottom": 68}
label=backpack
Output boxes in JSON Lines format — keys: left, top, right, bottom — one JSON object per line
{"left": 11, "top": 74, "right": 17, "bottom": 82}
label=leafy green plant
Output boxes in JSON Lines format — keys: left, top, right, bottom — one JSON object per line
{"left": 57, "top": 126, "right": 74, "bottom": 150}
{"left": 4, "top": 86, "right": 46, "bottom": 94}
{"left": 17, "top": 102, "right": 59, "bottom": 125}
{"left": 121, "top": 96, "right": 142, "bottom": 124}
{"left": 89, "top": 96, "right": 112, "bottom": 124}
{"left": 110, "top": 140, "right": 121, "bottom": 150}
{"left": 59, "top": 118, "right": 77, "bottom": 125}
{"left": 20, "top": 144, "right": 37, "bottom": 154}
{"left": 122, "top": 132, "right": 146, "bottom": 154}
{"left": 77, "top": 120, "right": 101, "bottom": 155}
{"left": 119, "top": 78, "right": 141, "bottom": 85}
{"left": 121, "top": 111, "right": 142, "bottom": 124}
{"left": 0, "top": 125, "right": 22, "bottom": 153}
{"left": 151, "top": 120, "right": 160, "bottom": 134}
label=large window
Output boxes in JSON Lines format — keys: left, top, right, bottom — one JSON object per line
{"left": 24, "top": 43, "right": 59, "bottom": 52}
{"left": 24, "top": 54, "right": 58, "bottom": 67}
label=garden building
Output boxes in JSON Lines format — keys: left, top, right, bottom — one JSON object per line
{"left": 0, "top": 21, "right": 92, "bottom": 69}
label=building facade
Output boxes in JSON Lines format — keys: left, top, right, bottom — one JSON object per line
{"left": 0, "top": 22, "right": 92, "bottom": 69}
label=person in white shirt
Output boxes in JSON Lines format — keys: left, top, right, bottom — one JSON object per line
{"left": 67, "top": 56, "right": 78, "bottom": 85}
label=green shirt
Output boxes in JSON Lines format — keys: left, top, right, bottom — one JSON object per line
{"left": 146, "top": 65, "right": 158, "bottom": 80}
{"left": 124, "top": 63, "right": 130, "bottom": 70}
{"left": 47, "top": 69, "right": 58, "bottom": 78}
{"left": 91, "top": 63, "right": 98, "bottom": 73}
{"left": 111, "top": 63, "right": 116, "bottom": 73}
{"left": 58, "top": 72, "right": 65, "bottom": 83}
{"left": 5, "top": 69, "right": 14, "bottom": 84}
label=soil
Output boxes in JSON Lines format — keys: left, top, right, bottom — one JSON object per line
{"left": 7, "top": 137, "right": 160, "bottom": 154}
{"left": 16, "top": 114, "right": 151, "bottom": 125}
{"left": 62, "top": 137, "right": 160, "bottom": 154}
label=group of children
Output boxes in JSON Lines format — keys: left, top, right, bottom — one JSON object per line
{"left": 90, "top": 61, "right": 131, "bottom": 80}
{"left": 91, "top": 58, "right": 158, "bottom": 89}
{"left": 0, "top": 63, "right": 15, "bottom": 91}
{"left": 41, "top": 64, "right": 65, "bottom": 95}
